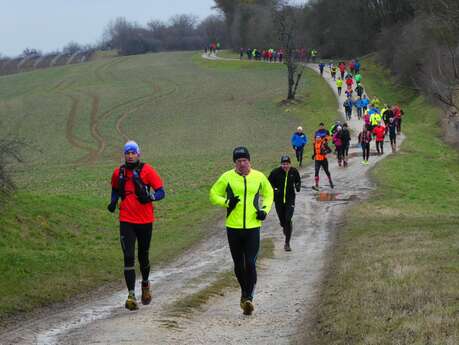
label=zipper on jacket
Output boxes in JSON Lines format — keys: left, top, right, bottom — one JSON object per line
{"left": 243, "top": 176, "right": 247, "bottom": 229}
{"left": 283, "top": 171, "right": 288, "bottom": 204}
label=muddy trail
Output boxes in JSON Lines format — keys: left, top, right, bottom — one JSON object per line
{"left": 0, "top": 57, "right": 404, "bottom": 345}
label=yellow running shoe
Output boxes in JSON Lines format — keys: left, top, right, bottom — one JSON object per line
{"left": 141, "top": 282, "right": 152, "bottom": 305}
{"left": 125, "top": 292, "right": 139, "bottom": 311}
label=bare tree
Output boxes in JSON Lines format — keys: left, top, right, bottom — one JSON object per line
{"left": 414, "top": 1, "right": 459, "bottom": 111}
{"left": 275, "top": 3, "right": 304, "bottom": 101}
{"left": 62, "top": 41, "right": 83, "bottom": 55}
{"left": 21, "top": 48, "right": 41, "bottom": 58}
{"left": 197, "top": 14, "right": 227, "bottom": 46}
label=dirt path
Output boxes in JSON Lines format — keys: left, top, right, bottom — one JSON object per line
{"left": 0, "top": 57, "right": 404, "bottom": 345}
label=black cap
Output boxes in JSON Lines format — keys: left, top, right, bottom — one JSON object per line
{"left": 233, "top": 146, "right": 250, "bottom": 162}
{"left": 280, "top": 155, "right": 291, "bottom": 163}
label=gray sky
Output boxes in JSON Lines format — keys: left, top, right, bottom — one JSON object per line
{"left": 0, "top": 0, "right": 217, "bottom": 57}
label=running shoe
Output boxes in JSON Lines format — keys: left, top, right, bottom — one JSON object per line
{"left": 141, "top": 281, "right": 152, "bottom": 305}
{"left": 284, "top": 243, "right": 292, "bottom": 252}
{"left": 312, "top": 185, "right": 319, "bottom": 191}
{"left": 240, "top": 297, "right": 246, "bottom": 311}
{"left": 242, "top": 299, "right": 254, "bottom": 315}
{"left": 125, "top": 292, "right": 139, "bottom": 311}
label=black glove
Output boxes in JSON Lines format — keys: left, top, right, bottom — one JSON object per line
{"left": 295, "top": 182, "right": 301, "bottom": 193}
{"left": 107, "top": 202, "right": 116, "bottom": 213}
{"left": 311, "top": 154, "right": 315, "bottom": 160}
{"left": 256, "top": 210, "right": 267, "bottom": 221}
{"left": 227, "top": 195, "right": 240, "bottom": 209}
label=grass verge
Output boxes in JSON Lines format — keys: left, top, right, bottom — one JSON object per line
{"left": 309, "top": 57, "right": 459, "bottom": 344}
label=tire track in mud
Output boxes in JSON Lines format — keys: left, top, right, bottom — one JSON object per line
{"left": 115, "top": 79, "right": 179, "bottom": 141}
{"left": 65, "top": 95, "right": 94, "bottom": 153}
{"left": 74, "top": 94, "right": 105, "bottom": 164}
{"left": 74, "top": 78, "right": 178, "bottom": 164}
{"left": 93, "top": 59, "right": 118, "bottom": 84}
{"left": 89, "top": 95, "right": 104, "bottom": 156}
{"left": 93, "top": 57, "right": 129, "bottom": 84}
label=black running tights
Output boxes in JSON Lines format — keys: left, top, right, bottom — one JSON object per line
{"left": 361, "top": 143, "right": 370, "bottom": 161}
{"left": 275, "top": 202, "right": 295, "bottom": 245}
{"left": 227, "top": 228, "right": 260, "bottom": 300}
{"left": 120, "top": 222, "right": 153, "bottom": 292}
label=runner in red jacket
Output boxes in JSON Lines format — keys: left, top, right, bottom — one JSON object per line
{"left": 108, "top": 140, "right": 165, "bottom": 311}
{"left": 372, "top": 123, "right": 386, "bottom": 155}
{"left": 338, "top": 62, "right": 346, "bottom": 79}
{"left": 345, "top": 76, "right": 354, "bottom": 90}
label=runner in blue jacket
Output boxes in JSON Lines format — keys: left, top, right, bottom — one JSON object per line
{"left": 361, "top": 95, "right": 370, "bottom": 112}
{"left": 291, "top": 126, "right": 308, "bottom": 167}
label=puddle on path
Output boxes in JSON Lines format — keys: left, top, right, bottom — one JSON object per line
{"left": 316, "top": 192, "right": 359, "bottom": 202}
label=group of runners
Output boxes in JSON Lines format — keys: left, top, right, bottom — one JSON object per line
{"left": 320, "top": 60, "right": 404, "bottom": 164}
{"left": 240, "top": 48, "right": 284, "bottom": 62}
{"left": 107, "top": 57, "right": 404, "bottom": 318}
{"left": 204, "top": 42, "right": 221, "bottom": 55}
{"left": 239, "top": 47, "right": 319, "bottom": 62}
{"left": 109, "top": 141, "right": 304, "bottom": 316}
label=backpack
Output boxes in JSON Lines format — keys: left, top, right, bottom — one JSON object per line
{"left": 118, "top": 163, "right": 151, "bottom": 204}
{"left": 320, "top": 140, "right": 332, "bottom": 154}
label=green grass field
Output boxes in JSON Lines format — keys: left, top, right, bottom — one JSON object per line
{"left": 310, "top": 57, "right": 459, "bottom": 344}
{"left": 0, "top": 51, "right": 338, "bottom": 322}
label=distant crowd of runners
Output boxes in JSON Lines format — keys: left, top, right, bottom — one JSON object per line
{"left": 319, "top": 60, "right": 404, "bottom": 165}
{"left": 238, "top": 47, "right": 320, "bottom": 63}
{"left": 204, "top": 41, "right": 221, "bottom": 55}
{"left": 106, "top": 55, "right": 404, "bottom": 317}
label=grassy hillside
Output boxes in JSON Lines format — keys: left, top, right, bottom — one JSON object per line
{"left": 0, "top": 51, "right": 338, "bottom": 322}
{"left": 310, "top": 57, "right": 459, "bottom": 344}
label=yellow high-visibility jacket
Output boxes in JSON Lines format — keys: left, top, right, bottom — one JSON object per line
{"left": 210, "top": 169, "right": 273, "bottom": 229}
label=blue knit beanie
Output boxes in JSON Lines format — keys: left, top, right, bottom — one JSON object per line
{"left": 124, "top": 140, "right": 140, "bottom": 155}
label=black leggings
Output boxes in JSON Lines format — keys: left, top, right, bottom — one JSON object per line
{"left": 120, "top": 222, "right": 153, "bottom": 292}
{"left": 315, "top": 159, "right": 331, "bottom": 177}
{"left": 336, "top": 145, "right": 344, "bottom": 163}
{"left": 396, "top": 118, "right": 402, "bottom": 133}
{"left": 227, "top": 228, "right": 260, "bottom": 300}
{"left": 274, "top": 202, "right": 295, "bottom": 245}
{"left": 295, "top": 147, "right": 304, "bottom": 165}
{"left": 361, "top": 143, "right": 370, "bottom": 161}
{"left": 390, "top": 135, "right": 396, "bottom": 146}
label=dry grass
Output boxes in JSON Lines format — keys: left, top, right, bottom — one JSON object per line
{"left": 308, "top": 58, "right": 459, "bottom": 345}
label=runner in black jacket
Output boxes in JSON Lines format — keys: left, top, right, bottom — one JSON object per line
{"left": 268, "top": 155, "right": 301, "bottom": 251}
{"left": 341, "top": 123, "right": 351, "bottom": 167}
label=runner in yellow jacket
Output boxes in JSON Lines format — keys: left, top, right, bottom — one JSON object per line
{"left": 210, "top": 146, "right": 273, "bottom": 315}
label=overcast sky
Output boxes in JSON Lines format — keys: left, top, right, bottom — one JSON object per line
{"left": 0, "top": 0, "right": 217, "bottom": 57}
